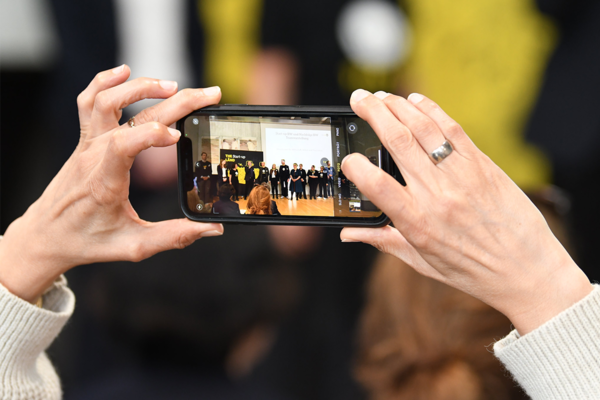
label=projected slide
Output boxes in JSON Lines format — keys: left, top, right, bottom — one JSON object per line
{"left": 263, "top": 125, "right": 333, "bottom": 169}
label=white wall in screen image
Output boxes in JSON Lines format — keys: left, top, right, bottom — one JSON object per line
{"left": 263, "top": 125, "right": 333, "bottom": 169}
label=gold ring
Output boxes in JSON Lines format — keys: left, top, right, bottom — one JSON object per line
{"left": 128, "top": 117, "right": 135, "bottom": 128}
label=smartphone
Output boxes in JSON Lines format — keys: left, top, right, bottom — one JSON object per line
{"left": 176, "top": 105, "right": 402, "bottom": 227}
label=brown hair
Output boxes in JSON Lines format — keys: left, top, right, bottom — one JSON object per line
{"left": 354, "top": 255, "right": 527, "bottom": 400}
{"left": 355, "top": 191, "right": 571, "bottom": 400}
{"left": 246, "top": 185, "right": 272, "bottom": 215}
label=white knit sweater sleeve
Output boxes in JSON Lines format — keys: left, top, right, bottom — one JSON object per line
{"left": 0, "top": 276, "right": 75, "bottom": 400}
{"left": 494, "top": 285, "right": 600, "bottom": 399}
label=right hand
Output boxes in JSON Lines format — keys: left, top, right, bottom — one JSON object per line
{"left": 340, "top": 90, "right": 592, "bottom": 335}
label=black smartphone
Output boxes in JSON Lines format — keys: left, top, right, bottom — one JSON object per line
{"left": 176, "top": 105, "right": 402, "bottom": 227}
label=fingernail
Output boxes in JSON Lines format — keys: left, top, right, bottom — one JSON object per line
{"left": 374, "top": 91, "right": 390, "bottom": 100}
{"left": 203, "top": 86, "right": 221, "bottom": 96}
{"left": 200, "top": 230, "right": 223, "bottom": 238}
{"left": 159, "top": 80, "right": 178, "bottom": 91}
{"left": 168, "top": 128, "right": 181, "bottom": 138}
{"left": 342, "top": 239, "right": 358, "bottom": 243}
{"left": 112, "top": 64, "right": 125, "bottom": 74}
{"left": 407, "top": 93, "right": 424, "bottom": 104}
{"left": 350, "top": 89, "right": 371, "bottom": 103}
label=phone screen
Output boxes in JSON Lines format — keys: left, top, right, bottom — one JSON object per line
{"left": 181, "top": 112, "right": 385, "bottom": 220}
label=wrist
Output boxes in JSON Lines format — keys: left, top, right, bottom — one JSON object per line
{"left": 0, "top": 213, "right": 68, "bottom": 303}
{"left": 506, "top": 259, "right": 593, "bottom": 335}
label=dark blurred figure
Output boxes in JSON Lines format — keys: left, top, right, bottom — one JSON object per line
{"left": 526, "top": 0, "right": 600, "bottom": 282}
{"left": 247, "top": 0, "right": 409, "bottom": 106}
{"left": 1, "top": 0, "right": 61, "bottom": 232}
{"left": 213, "top": 184, "right": 241, "bottom": 215}
{"left": 65, "top": 229, "right": 297, "bottom": 400}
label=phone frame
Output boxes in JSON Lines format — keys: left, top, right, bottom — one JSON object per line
{"left": 177, "top": 105, "right": 401, "bottom": 227}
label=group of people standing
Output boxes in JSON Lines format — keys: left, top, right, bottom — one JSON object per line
{"left": 195, "top": 156, "right": 345, "bottom": 204}
{"left": 265, "top": 160, "right": 336, "bottom": 200}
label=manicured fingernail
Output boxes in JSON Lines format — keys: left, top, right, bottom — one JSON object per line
{"left": 168, "top": 128, "right": 181, "bottom": 138}
{"left": 407, "top": 93, "right": 424, "bottom": 104}
{"left": 112, "top": 64, "right": 125, "bottom": 74}
{"left": 200, "top": 230, "right": 223, "bottom": 238}
{"left": 350, "top": 89, "right": 371, "bottom": 103}
{"left": 342, "top": 239, "right": 358, "bottom": 243}
{"left": 374, "top": 91, "right": 390, "bottom": 100}
{"left": 203, "top": 86, "right": 221, "bottom": 96}
{"left": 159, "top": 80, "right": 178, "bottom": 91}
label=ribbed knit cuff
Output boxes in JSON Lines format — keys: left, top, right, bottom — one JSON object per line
{"left": 494, "top": 285, "right": 600, "bottom": 400}
{"left": 0, "top": 276, "right": 75, "bottom": 399}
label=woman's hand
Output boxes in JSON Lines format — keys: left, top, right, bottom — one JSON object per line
{"left": 0, "top": 65, "right": 223, "bottom": 303}
{"left": 340, "top": 90, "right": 592, "bottom": 335}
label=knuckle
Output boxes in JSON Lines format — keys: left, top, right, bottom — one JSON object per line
{"left": 76, "top": 92, "right": 89, "bottom": 110}
{"left": 174, "top": 233, "right": 194, "bottom": 250}
{"left": 445, "top": 121, "right": 463, "bottom": 138}
{"left": 128, "top": 242, "right": 149, "bottom": 262}
{"left": 94, "top": 91, "right": 114, "bottom": 113}
{"left": 135, "top": 106, "right": 159, "bottom": 124}
{"left": 385, "top": 126, "right": 412, "bottom": 151}
{"left": 110, "top": 130, "right": 127, "bottom": 155}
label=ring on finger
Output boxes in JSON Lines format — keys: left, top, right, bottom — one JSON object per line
{"left": 429, "top": 140, "right": 453, "bottom": 165}
{"left": 128, "top": 117, "right": 135, "bottom": 128}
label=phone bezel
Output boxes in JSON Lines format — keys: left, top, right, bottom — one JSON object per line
{"left": 176, "top": 105, "right": 398, "bottom": 227}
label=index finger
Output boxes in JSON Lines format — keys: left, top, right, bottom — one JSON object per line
{"left": 131, "top": 86, "right": 222, "bottom": 128}
{"left": 349, "top": 89, "right": 436, "bottom": 185}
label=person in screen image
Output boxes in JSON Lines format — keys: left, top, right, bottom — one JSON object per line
{"left": 232, "top": 138, "right": 240, "bottom": 150}
{"left": 246, "top": 185, "right": 274, "bottom": 215}
{"left": 326, "top": 161, "right": 335, "bottom": 198}
{"left": 217, "top": 159, "right": 228, "bottom": 192}
{"left": 222, "top": 139, "right": 231, "bottom": 150}
{"left": 270, "top": 164, "right": 279, "bottom": 199}
{"left": 339, "top": 169, "right": 351, "bottom": 199}
{"left": 212, "top": 184, "right": 240, "bottom": 215}
{"left": 195, "top": 152, "right": 212, "bottom": 204}
{"left": 290, "top": 163, "right": 302, "bottom": 200}
{"left": 259, "top": 162, "right": 270, "bottom": 186}
{"left": 299, "top": 164, "right": 307, "bottom": 199}
{"left": 279, "top": 159, "right": 290, "bottom": 198}
{"left": 318, "top": 166, "right": 328, "bottom": 199}
{"left": 229, "top": 163, "right": 240, "bottom": 201}
{"left": 244, "top": 161, "right": 255, "bottom": 200}
{"left": 308, "top": 165, "right": 319, "bottom": 200}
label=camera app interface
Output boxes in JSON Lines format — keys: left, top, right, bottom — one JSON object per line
{"left": 183, "top": 114, "right": 383, "bottom": 219}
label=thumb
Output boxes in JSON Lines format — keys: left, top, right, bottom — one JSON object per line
{"left": 341, "top": 225, "right": 443, "bottom": 281}
{"left": 128, "top": 219, "right": 224, "bottom": 262}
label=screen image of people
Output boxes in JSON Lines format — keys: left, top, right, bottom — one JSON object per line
{"left": 186, "top": 115, "right": 382, "bottom": 218}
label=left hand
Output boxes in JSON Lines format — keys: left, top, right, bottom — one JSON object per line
{"left": 0, "top": 65, "right": 224, "bottom": 302}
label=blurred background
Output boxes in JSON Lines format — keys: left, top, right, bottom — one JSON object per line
{"left": 1, "top": 0, "right": 599, "bottom": 399}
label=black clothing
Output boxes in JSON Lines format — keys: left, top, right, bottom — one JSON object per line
{"left": 195, "top": 160, "right": 212, "bottom": 203}
{"left": 269, "top": 169, "right": 279, "bottom": 197}
{"left": 339, "top": 170, "right": 350, "bottom": 198}
{"left": 308, "top": 170, "right": 319, "bottom": 199}
{"left": 195, "top": 160, "right": 211, "bottom": 178}
{"left": 290, "top": 169, "right": 302, "bottom": 199}
{"left": 279, "top": 165, "right": 290, "bottom": 197}
{"left": 245, "top": 166, "right": 256, "bottom": 199}
{"left": 299, "top": 169, "right": 307, "bottom": 199}
{"left": 217, "top": 166, "right": 228, "bottom": 186}
{"left": 212, "top": 200, "right": 240, "bottom": 215}
{"left": 229, "top": 168, "right": 240, "bottom": 200}
{"left": 318, "top": 170, "right": 328, "bottom": 198}
{"left": 271, "top": 200, "right": 281, "bottom": 216}
{"left": 259, "top": 166, "right": 270, "bottom": 184}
